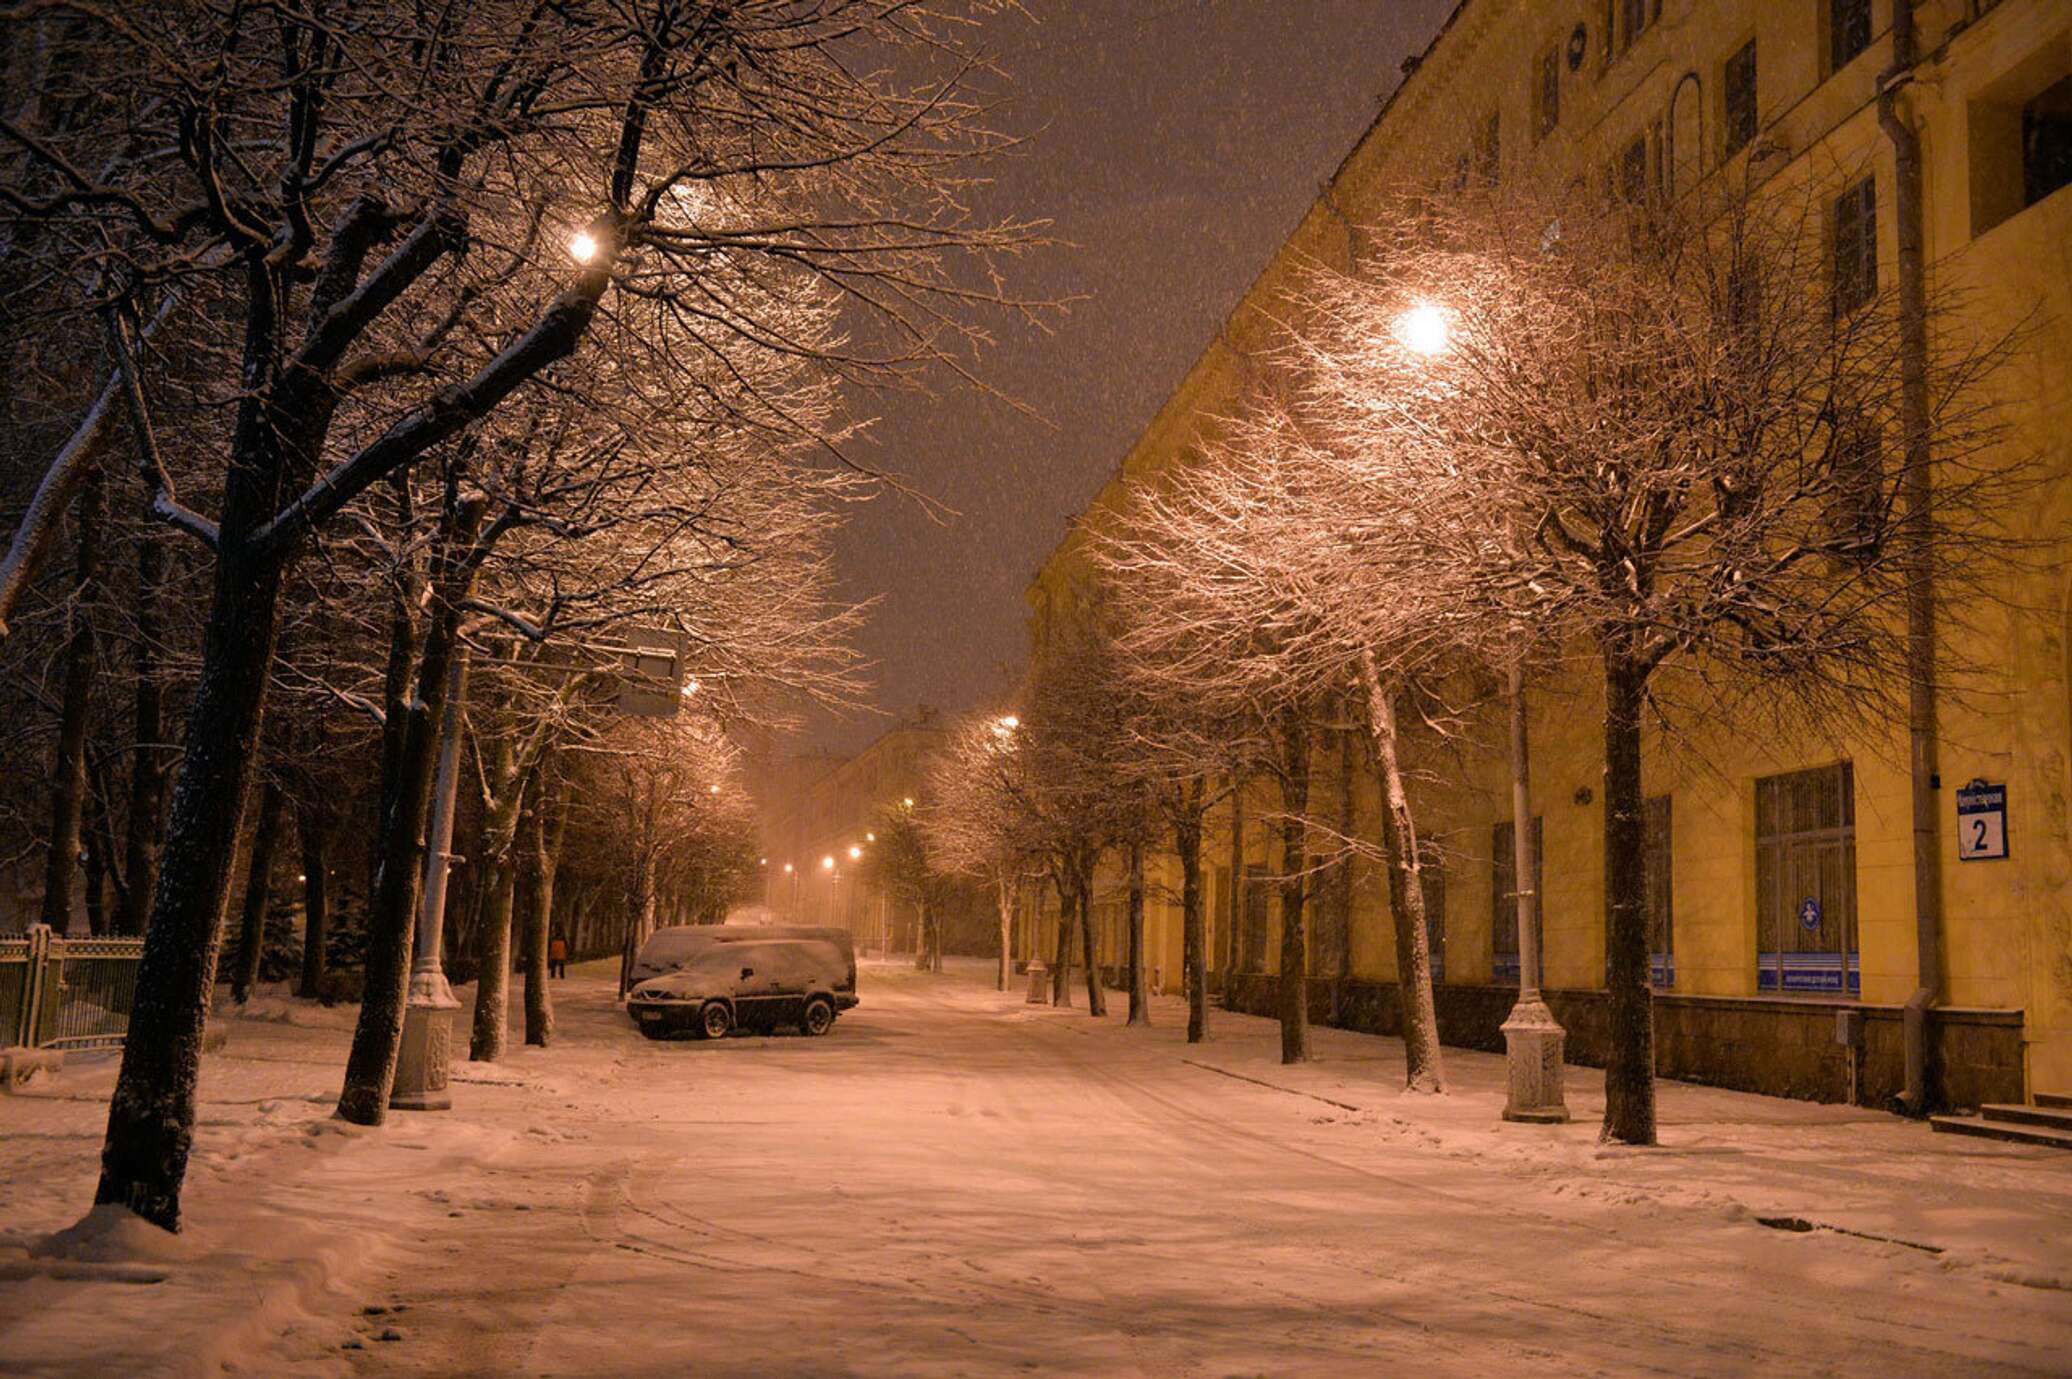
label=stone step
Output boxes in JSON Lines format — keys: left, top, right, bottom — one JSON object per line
{"left": 1931, "top": 1114, "right": 2072, "bottom": 1151}
{"left": 2034, "top": 1090, "right": 2072, "bottom": 1110}
{"left": 1982, "top": 1102, "right": 2072, "bottom": 1131}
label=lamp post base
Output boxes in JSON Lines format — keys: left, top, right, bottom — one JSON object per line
{"left": 1500, "top": 994, "right": 1570, "bottom": 1124}
{"left": 390, "top": 964, "right": 460, "bottom": 1112}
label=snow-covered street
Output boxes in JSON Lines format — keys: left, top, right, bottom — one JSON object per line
{"left": 6, "top": 959, "right": 2072, "bottom": 1377}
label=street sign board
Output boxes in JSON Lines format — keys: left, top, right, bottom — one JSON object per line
{"left": 1956, "top": 779, "right": 2008, "bottom": 861}
{"left": 615, "top": 627, "right": 685, "bottom": 718}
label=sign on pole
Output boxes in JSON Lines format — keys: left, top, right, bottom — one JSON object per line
{"left": 1956, "top": 779, "right": 2008, "bottom": 861}
{"left": 615, "top": 628, "right": 686, "bottom": 718}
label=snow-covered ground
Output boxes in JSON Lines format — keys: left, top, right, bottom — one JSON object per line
{"left": 4, "top": 958, "right": 2071, "bottom": 1377}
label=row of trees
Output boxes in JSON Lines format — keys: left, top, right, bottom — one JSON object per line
{"left": 922, "top": 170, "right": 2013, "bottom": 1146}
{"left": 0, "top": 0, "right": 1036, "bottom": 1230}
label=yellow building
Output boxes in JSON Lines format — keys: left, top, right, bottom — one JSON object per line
{"left": 1026, "top": 0, "right": 2072, "bottom": 1109}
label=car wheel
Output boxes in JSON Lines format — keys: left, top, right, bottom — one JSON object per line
{"left": 801, "top": 996, "right": 835, "bottom": 1037}
{"left": 699, "top": 1001, "right": 732, "bottom": 1040}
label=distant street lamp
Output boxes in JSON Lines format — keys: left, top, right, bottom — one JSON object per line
{"left": 569, "top": 230, "right": 599, "bottom": 264}
{"left": 848, "top": 845, "right": 862, "bottom": 860}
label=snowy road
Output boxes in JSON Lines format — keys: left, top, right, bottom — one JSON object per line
{"left": 7, "top": 959, "right": 2072, "bottom": 1376}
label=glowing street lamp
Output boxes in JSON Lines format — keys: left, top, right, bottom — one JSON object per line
{"left": 848, "top": 845, "right": 862, "bottom": 861}
{"left": 569, "top": 230, "right": 599, "bottom": 264}
{"left": 821, "top": 855, "right": 835, "bottom": 871}
{"left": 1396, "top": 301, "right": 1450, "bottom": 356}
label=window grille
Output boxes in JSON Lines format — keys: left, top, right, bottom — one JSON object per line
{"left": 1755, "top": 763, "right": 1859, "bottom": 994}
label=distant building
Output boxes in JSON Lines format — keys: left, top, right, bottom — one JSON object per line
{"left": 1028, "top": 0, "right": 2072, "bottom": 1110}
{"left": 757, "top": 708, "right": 992, "bottom": 954}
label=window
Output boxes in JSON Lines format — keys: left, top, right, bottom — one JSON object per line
{"left": 1604, "top": 0, "right": 1660, "bottom": 63}
{"left": 1420, "top": 840, "right": 1447, "bottom": 985}
{"left": 1644, "top": 796, "right": 1673, "bottom": 988}
{"left": 1477, "top": 110, "right": 1501, "bottom": 185}
{"left": 2024, "top": 75, "right": 2072, "bottom": 208}
{"left": 1535, "top": 47, "right": 1561, "bottom": 141}
{"left": 1828, "top": 416, "right": 1886, "bottom": 559}
{"left": 1724, "top": 40, "right": 1758, "bottom": 157}
{"left": 1242, "top": 863, "right": 1269, "bottom": 973}
{"left": 1829, "top": 0, "right": 1872, "bottom": 75}
{"left": 1491, "top": 816, "right": 1543, "bottom": 985}
{"left": 1619, "top": 132, "right": 1651, "bottom": 205}
{"left": 1831, "top": 177, "right": 1878, "bottom": 316}
{"left": 1755, "top": 764, "right": 1859, "bottom": 994}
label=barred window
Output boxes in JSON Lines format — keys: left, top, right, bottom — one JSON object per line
{"left": 1831, "top": 177, "right": 1877, "bottom": 316}
{"left": 1724, "top": 40, "right": 1758, "bottom": 157}
{"left": 1755, "top": 764, "right": 1859, "bottom": 994}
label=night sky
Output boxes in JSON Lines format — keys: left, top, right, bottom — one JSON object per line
{"left": 802, "top": 0, "right": 1460, "bottom": 753}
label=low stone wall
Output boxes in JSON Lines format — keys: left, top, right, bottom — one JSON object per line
{"left": 1220, "top": 973, "right": 2024, "bottom": 1111}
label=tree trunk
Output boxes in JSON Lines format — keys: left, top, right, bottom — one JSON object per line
{"left": 337, "top": 498, "right": 484, "bottom": 1125}
{"left": 95, "top": 536, "right": 289, "bottom": 1229}
{"left": 521, "top": 769, "right": 562, "bottom": 1047}
{"left": 1601, "top": 646, "right": 1656, "bottom": 1145}
{"left": 1274, "top": 711, "right": 1313, "bottom": 1064}
{"left": 118, "top": 531, "right": 167, "bottom": 937}
{"left": 42, "top": 468, "right": 103, "bottom": 933}
{"left": 231, "top": 778, "right": 286, "bottom": 1004}
{"left": 1359, "top": 658, "right": 1444, "bottom": 1093}
{"left": 1078, "top": 865, "right": 1106, "bottom": 1017}
{"left": 470, "top": 862, "right": 517, "bottom": 1062}
{"left": 1330, "top": 724, "right": 1356, "bottom": 1006}
{"left": 297, "top": 797, "right": 329, "bottom": 999}
{"left": 1051, "top": 877, "right": 1074, "bottom": 1008}
{"left": 914, "top": 898, "right": 934, "bottom": 970}
{"left": 1126, "top": 842, "right": 1150, "bottom": 1026}
{"left": 1178, "top": 804, "right": 1207, "bottom": 1044}
{"left": 1224, "top": 777, "right": 1244, "bottom": 995}
{"left": 996, "top": 871, "right": 1013, "bottom": 992}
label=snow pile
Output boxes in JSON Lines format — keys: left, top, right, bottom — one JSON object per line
{"left": 29, "top": 1204, "right": 197, "bottom": 1265}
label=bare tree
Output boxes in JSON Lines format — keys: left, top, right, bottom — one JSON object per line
{"left": 1266, "top": 174, "right": 2018, "bottom": 1141}
{"left": 0, "top": 0, "right": 1035, "bottom": 1229}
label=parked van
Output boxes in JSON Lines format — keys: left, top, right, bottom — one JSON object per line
{"left": 626, "top": 924, "right": 855, "bottom": 989}
{"left": 626, "top": 937, "right": 858, "bottom": 1040}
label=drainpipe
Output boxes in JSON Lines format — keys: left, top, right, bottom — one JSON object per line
{"left": 1878, "top": 0, "right": 1943, "bottom": 1116}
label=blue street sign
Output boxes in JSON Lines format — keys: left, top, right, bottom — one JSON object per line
{"left": 1798, "top": 897, "right": 1822, "bottom": 934}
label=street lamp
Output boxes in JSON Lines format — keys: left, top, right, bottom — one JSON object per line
{"left": 848, "top": 845, "right": 862, "bottom": 861}
{"left": 1400, "top": 290, "right": 1564, "bottom": 1124}
{"left": 1396, "top": 301, "right": 1450, "bottom": 356}
{"left": 569, "top": 230, "right": 599, "bottom": 264}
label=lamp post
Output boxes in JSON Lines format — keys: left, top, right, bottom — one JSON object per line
{"left": 392, "top": 648, "right": 468, "bottom": 1112}
{"left": 1395, "top": 301, "right": 1567, "bottom": 1124}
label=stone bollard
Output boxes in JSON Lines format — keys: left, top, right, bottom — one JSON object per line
{"left": 1024, "top": 961, "right": 1050, "bottom": 1004}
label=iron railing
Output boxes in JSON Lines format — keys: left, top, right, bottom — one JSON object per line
{"left": 1, "top": 924, "right": 146, "bottom": 1052}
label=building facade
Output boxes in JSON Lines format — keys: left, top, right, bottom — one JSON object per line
{"left": 1026, "top": 0, "right": 2072, "bottom": 1108}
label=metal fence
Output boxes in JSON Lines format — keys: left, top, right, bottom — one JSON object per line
{"left": 1, "top": 924, "right": 146, "bottom": 1052}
